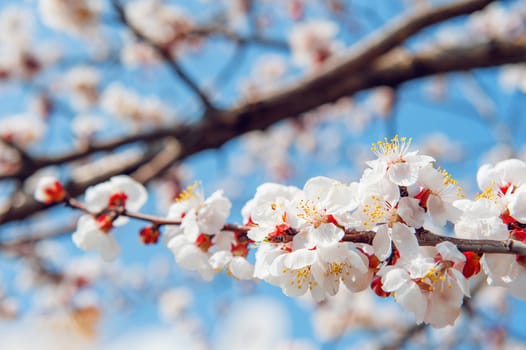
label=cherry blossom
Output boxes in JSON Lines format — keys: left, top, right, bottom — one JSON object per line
{"left": 289, "top": 20, "right": 341, "bottom": 69}
{"left": 243, "top": 182, "right": 302, "bottom": 242}
{"left": 34, "top": 176, "right": 66, "bottom": 204}
{"left": 29, "top": 133, "right": 526, "bottom": 328}
{"left": 125, "top": 0, "right": 194, "bottom": 54}
{"left": 379, "top": 241, "right": 469, "bottom": 327}
{"left": 61, "top": 65, "right": 100, "bottom": 111}
{"left": 167, "top": 233, "right": 216, "bottom": 281}
{"left": 0, "top": 114, "right": 46, "bottom": 149}
{"left": 295, "top": 176, "right": 359, "bottom": 248}
{"left": 209, "top": 249, "right": 254, "bottom": 280}
{"left": 411, "top": 165, "right": 463, "bottom": 227}
{"left": 70, "top": 176, "right": 147, "bottom": 260}
{"left": 367, "top": 135, "right": 434, "bottom": 186}
{"left": 462, "top": 158, "right": 526, "bottom": 299}
{"left": 166, "top": 183, "right": 231, "bottom": 241}
{"left": 100, "top": 83, "right": 173, "bottom": 125}
{"left": 265, "top": 242, "right": 369, "bottom": 301}
{"left": 39, "top": 0, "right": 102, "bottom": 36}
{"left": 72, "top": 215, "right": 120, "bottom": 261}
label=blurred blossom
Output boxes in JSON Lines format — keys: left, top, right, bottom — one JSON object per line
{"left": 125, "top": 0, "right": 195, "bottom": 55}
{"left": 158, "top": 287, "right": 193, "bottom": 322}
{"left": 39, "top": 0, "right": 102, "bottom": 37}
{"left": 71, "top": 149, "right": 143, "bottom": 183}
{"left": 468, "top": 2, "right": 525, "bottom": 40}
{"left": 276, "top": 339, "right": 318, "bottom": 350}
{"left": 225, "top": 0, "right": 251, "bottom": 27}
{"left": 241, "top": 55, "right": 288, "bottom": 100}
{"left": 311, "top": 289, "right": 402, "bottom": 341}
{"left": 121, "top": 38, "right": 160, "bottom": 68}
{"left": 101, "top": 83, "right": 174, "bottom": 126}
{"left": 365, "top": 87, "right": 396, "bottom": 119}
{"left": 289, "top": 20, "right": 341, "bottom": 70}
{"left": 35, "top": 240, "right": 68, "bottom": 266}
{"left": 0, "top": 142, "right": 21, "bottom": 174}
{"left": 64, "top": 256, "right": 105, "bottom": 285}
{"left": 0, "top": 114, "right": 46, "bottom": 148}
{"left": 473, "top": 284, "right": 508, "bottom": 312}
{"left": 62, "top": 66, "right": 100, "bottom": 111}
{"left": 0, "top": 7, "right": 33, "bottom": 49}
{"left": 24, "top": 167, "right": 60, "bottom": 196}
{"left": 418, "top": 133, "right": 464, "bottom": 163}
{"left": 107, "top": 326, "right": 207, "bottom": 350}
{"left": 499, "top": 64, "right": 526, "bottom": 93}
{"left": 0, "top": 317, "right": 97, "bottom": 350}
{"left": 29, "top": 94, "right": 53, "bottom": 119}
{"left": 213, "top": 297, "right": 290, "bottom": 350}
{"left": 72, "top": 114, "right": 105, "bottom": 140}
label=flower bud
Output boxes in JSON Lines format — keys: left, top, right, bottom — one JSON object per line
{"left": 34, "top": 176, "right": 67, "bottom": 204}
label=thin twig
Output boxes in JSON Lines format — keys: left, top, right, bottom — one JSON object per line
{"left": 110, "top": 0, "right": 216, "bottom": 112}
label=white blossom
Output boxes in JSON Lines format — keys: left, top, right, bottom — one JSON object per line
{"left": 289, "top": 20, "right": 341, "bottom": 69}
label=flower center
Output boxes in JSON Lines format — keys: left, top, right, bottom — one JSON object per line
{"left": 371, "top": 135, "right": 412, "bottom": 158}
{"left": 176, "top": 181, "right": 200, "bottom": 202}
{"left": 297, "top": 199, "right": 334, "bottom": 228}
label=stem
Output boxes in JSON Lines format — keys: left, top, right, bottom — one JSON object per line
{"left": 63, "top": 197, "right": 526, "bottom": 256}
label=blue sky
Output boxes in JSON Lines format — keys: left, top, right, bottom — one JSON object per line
{"left": 1, "top": 0, "right": 526, "bottom": 348}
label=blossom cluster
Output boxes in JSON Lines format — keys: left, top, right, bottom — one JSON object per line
{"left": 35, "top": 136, "right": 526, "bottom": 328}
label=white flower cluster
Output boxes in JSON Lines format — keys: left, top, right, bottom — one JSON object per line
{"left": 34, "top": 136, "right": 526, "bottom": 328}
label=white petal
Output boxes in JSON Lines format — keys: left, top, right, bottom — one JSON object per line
{"left": 84, "top": 182, "right": 112, "bottom": 213}
{"left": 509, "top": 187, "right": 526, "bottom": 223}
{"left": 209, "top": 250, "right": 231, "bottom": 270}
{"left": 373, "top": 225, "right": 391, "bottom": 261}
{"left": 304, "top": 176, "right": 335, "bottom": 200}
{"left": 110, "top": 175, "right": 147, "bottom": 211}
{"left": 229, "top": 257, "right": 255, "bottom": 280}
{"left": 391, "top": 223, "right": 418, "bottom": 259}
{"left": 198, "top": 190, "right": 231, "bottom": 234}
{"left": 347, "top": 250, "right": 368, "bottom": 273}
{"left": 398, "top": 197, "right": 425, "bottom": 228}
{"left": 247, "top": 226, "right": 272, "bottom": 242}
{"left": 309, "top": 223, "right": 344, "bottom": 247}
{"left": 395, "top": 281, "right": 427, "bottom": 324}
{"left": 381, "top": 268, "right": 410, "bottom": 292}
{"left": 450, "top": 268, "right": 470, "bottom": 297}
{"left": 436, "top": 241, "right": 465, "bottom": 263}
{"left": 388, "top": 163, "right": 418, "bottom": 186}
{"left": 283, "top": 249, "right": 317, "bottom": 270}
{"left": 72, "top": 215, "right": 120, "bottom": 261}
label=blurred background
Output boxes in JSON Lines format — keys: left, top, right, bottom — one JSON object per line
{"left": 1, "top": 0, "right": 526, "bottom": 349}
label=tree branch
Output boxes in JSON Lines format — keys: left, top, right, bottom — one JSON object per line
{"left": 3, "top": 3, "right": 524, "bottom": 225}
{"left": 25, "top": 196, "right": 526, "bottom": 258}
{"left": 110, "top": 0, "right": 216, "bottom": 112}
{"left": 2, "top": 36, "right": 526, "bottom": 224}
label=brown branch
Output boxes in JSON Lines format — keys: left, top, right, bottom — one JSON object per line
{"left": 2, "top": 36, "right": 526, "bottom": 224}
{"left": 25, "top": 196, "right": 525, "bottom": 258}
{"left": 0, "top": 0, "right": 500, "bottom": 183}
{"left": 313, "top": 0, "right": 494, "bottom": 86}
{"left": 0, "top": 219, "right": 78, "bottom": 249}
{"left": 342, "top": 228, "right": 526, "bottom": 256}
{"left": 2, "top": 2, "right": 524, "bottom": 224}
{"left": 0, "top": 143, "right": 164, "bottom": 225}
